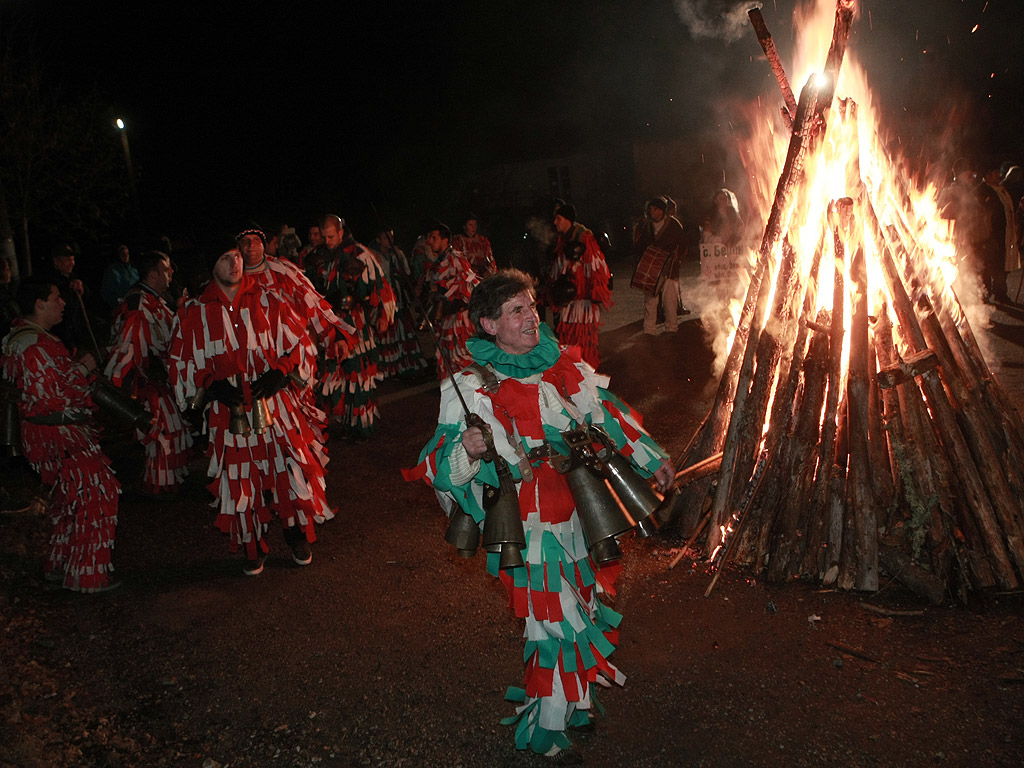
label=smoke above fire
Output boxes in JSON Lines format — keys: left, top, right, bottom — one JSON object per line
{"left": 674, "top": 0, "right": 765, "bottom": 43}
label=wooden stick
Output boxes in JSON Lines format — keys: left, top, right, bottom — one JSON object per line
{"left": 803, "top": 203, "right": 849, "bottom": 572}
{"left": 725, "top": 237, "right": 802, "bottom": 519}
{"left": 858, "top": 601, "right": 926, "bottom": 618}
{"left": 768, "top": 319, "right": 831, "bottom": 580}
{"left": 705, "top": 78, "right": 825, "bottom": 556}
{"left": 869, "top": 201, "right": 1019, "bottom": 589}
{"left": 876, "top": 350, "right": 940, "bottom": 389}
{"left": 825, "top": 640, "right": 880, "bottom": 664}
{"left": 747, "top": 7, "right": 798, "bottom": 121}
{"left": 847, "top": 236, "right": 879, "bottom": 591}
{"left": 668, "top": 508, "right": 713, "bottom": 569}
{"left": 878, "top": 545, "right": 946, "bottom": 605}
{"left": 819, "top": 0, "right": 857, "bottom": 109}
{"left": 872, "top": 308, "right": 949, "bottom": 569}
{"left": 867, "top": 330, "right": 897, "bottom": 513}
{"left": 917, "top": 301, "right": 1024, "bottom": 576}
{"left": 672, "top": 452, "right": 724, "bottom": 485}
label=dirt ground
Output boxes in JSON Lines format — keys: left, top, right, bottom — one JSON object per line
{"left": 2, "top": 273, "right": 1024, "bottom": 768}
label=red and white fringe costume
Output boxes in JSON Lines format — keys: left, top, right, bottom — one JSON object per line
{"left": 2, "top": 320, "right": 120, "bottom": 591}
{"left": 371, "top": 242, "right": 430, "bottom": 379}
{"left": 169, "top": 276, "right": 331, "bottom": 560}
{"left": 550, "top": 224, "right": 612, "bottom": 369}
{"left": 451, "top": 232, "right": 498, "bottom": 278}
{"left": 424, "top": 247, "right": 479, "bottom": 378}
{"left": 311, "top": 243, "right": 396, "bottom": 436}
{"left": 245, "top": 255, "right": 357, "bottom": 458}
{"left": 105, "top": 284, "right": 193, "bottom": 494}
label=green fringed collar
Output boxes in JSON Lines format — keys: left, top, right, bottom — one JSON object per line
{"left": 466, "top": 323, "right": 560, "bottom": 377}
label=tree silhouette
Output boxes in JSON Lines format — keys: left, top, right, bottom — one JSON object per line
{"left": 1, "top": 19, "right": 129, "bottom": 276}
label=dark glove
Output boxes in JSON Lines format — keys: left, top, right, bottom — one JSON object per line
{"left": 207, "top": 378, "right": 243, "bottom": 407}
{"left": 251, "top": 368, "right": 287, "bottom": 399}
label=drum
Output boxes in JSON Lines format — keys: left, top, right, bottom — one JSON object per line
{"left": 630, "top": 245, "right": 670, "bottom": 296}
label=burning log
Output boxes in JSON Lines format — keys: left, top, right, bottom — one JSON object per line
{"left": 735, "top": 236, "right": 827, "bottom": 566}
{"left": 819, "top": 0, "right": 857, "bottom": 108}
{"left": 871, "top": 206, "right": 1021, "bottom": 589}
{"left": 764, "top": 317, "right": 831, "bottom": 581}
{"left": 847, "top": 233, "right": 879, "bottom": 591}
{"left": 867, "top": 333, "right": 897, "bottom": 513}
{"left": 670, "top": 0, "right": 1024, "bottom": 602}
{"left": 663, "top": 74, "right": 824, "bottom": 540}
{"left": 871, "top": 310, "right": 948, "bottom": 563}
{"left": 748, "top": 7, "right": 798, "bottom": 124}
{"left": 916, "top": 301, "right": 1024, "bottom": 575}
{"left": 799, "top": 203, "right": 851, "bottom": 578}
{"left": 706, "top": 78, "right": 826, "bottom": 556}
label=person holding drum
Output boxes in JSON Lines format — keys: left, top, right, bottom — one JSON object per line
{"left": 632, "top": 196, "right": 687, "bottom": 335}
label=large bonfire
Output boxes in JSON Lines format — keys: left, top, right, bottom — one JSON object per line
{"left": 663, "top": 0, "right": 1024, "bottom": 604}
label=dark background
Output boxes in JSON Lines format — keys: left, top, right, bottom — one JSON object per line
{"left": 3, "top": 0, "right": 1022, "bottom": 257}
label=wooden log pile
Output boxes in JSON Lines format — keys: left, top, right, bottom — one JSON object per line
{"left": 660, "top": 0, "right": 1024, "bottom": 603}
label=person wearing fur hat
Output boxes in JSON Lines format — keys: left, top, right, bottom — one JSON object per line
{"left": 547, "top": 204, "right": 612, "bottom": 369}
{"left": 634, "top": 196, "right": 688, "bottom": 334}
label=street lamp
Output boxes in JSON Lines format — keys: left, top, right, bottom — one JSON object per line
{"left": 115, "top": 117, "right": 142, "bottom": 229}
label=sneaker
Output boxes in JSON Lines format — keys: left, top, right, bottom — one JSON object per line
{"left": 544, "top": 746, "right": 583, "bottom": 765}
{"left": 243, "top": 555, "right": 267, "bottom": 576}
{"left": 284, "top": 528, "right": 312, "bottom": 566}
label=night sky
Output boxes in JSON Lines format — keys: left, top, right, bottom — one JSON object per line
{"left": 4, "top": 0, "right": 1022, "bottom": 245}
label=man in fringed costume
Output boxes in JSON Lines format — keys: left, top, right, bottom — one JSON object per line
{"left": 105, "top": 251, "right": 193, "bottom": 496}
{"left": 404, "top": 270, "right": 672, "bottom": 764}
{"left": 424, "top": 221, "right": 479, "bottom": 378}
{"left": 237, "top": 224, "right": 356, "bottom": 449}
{"left": 169, "top": 243, "right": 331, "bottom": 575}
{"left": 2, "top": 281, "right": 121, "bottom": 592}
{"left": 309, "top": 215, "right": 396, "bottom": 439}
{"left": 548, "top": 205, "right": 612, "bottom": 370}
{"left": 369, "top": 228, "right": 429, "bottom": 380}
{"left": 451, "top": 213, "right": 498, "bottom": 278}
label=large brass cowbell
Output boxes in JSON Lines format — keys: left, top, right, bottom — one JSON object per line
{"left": 562, "top": 427, "right": 633, "bottom": 565}
{"left": 563, "top": 426, "right": 664, "bottom": 564}
{"left": 445, "top": 504, "right": 480, "bottom": 558}
{"left": 481, "top": 481, "right": 526, "bottom": 570}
